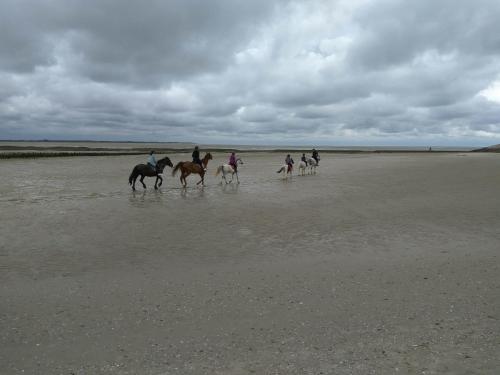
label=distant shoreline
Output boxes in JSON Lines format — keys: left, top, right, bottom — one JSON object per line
{"left": 0, "top": 140, "right": 490, "bottom": 159}
{"left": 0, "top": 148, "right": 478, "bottom": 160}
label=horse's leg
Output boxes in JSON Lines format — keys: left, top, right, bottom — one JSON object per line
{"left": 235, "top": 172, "right": 239, "bottom": 184}
{"left": 184, "top": 171, "right": 192, "bottom": 187}
{"left": 158, "top": 175, "right": 163, "bottom": 187}
{"left": 132, "top": 176, "right": 136, "bottom": 191}
{"left": 140, "top": 175, "right": 146, "bottom": 189}
{"left": 154, "top": 175, "right": 162, "bottom": 189}
{"left": 196, "top": 172, "right": 205, "bottom": 186}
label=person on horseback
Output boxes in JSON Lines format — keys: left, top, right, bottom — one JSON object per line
{"left": 312, "top": 148, "right": 319, "bottom": 165}
{"left": 228, "top": 152, "right": 238, "bottom": 173}
{"left": 301, "top": 153, "right": 308, "bottom": 166}
{"left": 192, "top": 145, "right": 206, "bottom": 171}
{"left": 147, "top": 150, "right": 159, "bottom": 174}
{"left": 285, "top": 154, "right": 294, "bottom": 172}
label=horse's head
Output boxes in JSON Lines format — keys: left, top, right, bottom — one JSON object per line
{"left": 237, "top": 158, "right": 244, "bottom": 165}
{"left": 158, "top": 156, "right": 173, "bottom": 171}
{"left": 202, "top": 153, "right": 213, "bottom": 167}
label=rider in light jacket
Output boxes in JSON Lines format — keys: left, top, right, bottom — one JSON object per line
{"left": 148, "top": 150, "right": 158, "bottom": 173}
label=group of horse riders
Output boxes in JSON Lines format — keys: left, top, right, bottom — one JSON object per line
{"left": 147, "top": 146, "right": 319, "bottom": 175}
{"left": 147, "top": 146, "right": 240, "bottom": 174}
{"left": 284, "top": 148, "right": 320, "bottom": 172}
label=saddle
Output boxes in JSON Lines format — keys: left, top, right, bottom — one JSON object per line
{"left": 148, "top": 164, "right": 160, "bottom": 174}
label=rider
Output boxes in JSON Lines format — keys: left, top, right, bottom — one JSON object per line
{"left": 312, "top": 148, "right": 319, "bottom": 165}
{"left": 301, "top": 153, "right": 308, "bottom": 166}
{"left": 147, "top": 150, "right": 159, "bottom": 174}
{"left": 285, "top": 154, "right": 294, "bottom": 172}
{"left": 229, "top": 152, "right": 238, "bottom": 172}
{"left": 192, "top": 145, "right": 206, "bottom": 171}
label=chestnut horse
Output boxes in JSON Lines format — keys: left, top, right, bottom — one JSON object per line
{"left": 172, "top": 153, "right": 212, "bottom": 187}
{"left": 128, "top": 156, "right": 173, "bottom": 190}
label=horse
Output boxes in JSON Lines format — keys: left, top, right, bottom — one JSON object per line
{"left": 299, "top": 157, "right": 319, "bottom": 175}
{"left": 298, "top": 160, "right": 307, "bottom": 176}
{"left": 128, "top": 156, "right": 173, "bottom": 191}
{"left": 307, "top": 157, "right": 319, "bottom": 174}
{"left": 172, "top": 153, "right": 212, "bottom": 187}
{"left": 276, "top": 163, "right": 293, "bottom": 179}
{"left": 214, "top": 158, "right": 244, "bottom": 184}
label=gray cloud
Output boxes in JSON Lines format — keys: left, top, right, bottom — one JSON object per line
{"left": 1, "top": 0, "right": 500, "bottom": 145}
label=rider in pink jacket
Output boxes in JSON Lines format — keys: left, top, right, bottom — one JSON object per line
{"left": 229, "top": 152, "right": 238, "bottom": 172}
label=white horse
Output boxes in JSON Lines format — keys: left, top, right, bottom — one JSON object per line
{"left": 307, "top": 157, "right": 319, "bottom": 174}
{"left": 298, "top": 161, "right": 307, "bottom": 175}
{"left": 276, "top": 164, "right": 293, "bottom": 179}
{"left": 298, "top": 157, "right": 319, "bottom": 175}
{"left": 215, "top": 158, "right": 243, "bottom": 184}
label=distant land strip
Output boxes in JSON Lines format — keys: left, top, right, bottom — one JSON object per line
{"left": 0, "top": 151, "right": 147, "bottom": 159}
{"left": 0, "top": 148, "right": 478, "bottom": 160}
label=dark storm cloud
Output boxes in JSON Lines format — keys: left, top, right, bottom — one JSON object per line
{"left": 0, "top": 0, "right": 277, "bottom": 83}
{"left": 1, "top": 0, "right": 500, "bottom": 145}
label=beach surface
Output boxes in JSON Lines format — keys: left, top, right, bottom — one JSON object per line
{"left": 1, "top": 152, "right": 499, "bottom": 374}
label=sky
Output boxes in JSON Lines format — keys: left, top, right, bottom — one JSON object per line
{"left": 1, "top": 0, "right": 500, "bottom": 146}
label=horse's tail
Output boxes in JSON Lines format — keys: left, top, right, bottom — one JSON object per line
{"left": 129, "top": 166, "right": 139, "bottom": 185}
{"left": 276, "top": 166, "right": 285, "bottom": 173}
{"left": 172, "top": 162, "right": 183, "bottom": 176}
{"left": 214, "top": 165, "right": 223, "bottom": 176}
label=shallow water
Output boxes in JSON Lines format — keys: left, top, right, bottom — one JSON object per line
{"left": 1, "top": 152, "right": 498, "bottom": 278}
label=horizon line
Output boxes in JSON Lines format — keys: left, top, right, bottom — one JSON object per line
{"left": 0, "top": 139, "right": 487, "bottom": 148}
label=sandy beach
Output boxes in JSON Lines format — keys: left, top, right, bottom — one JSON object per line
{"left": 1, "top": 152, "right": 499, "bottom": 374}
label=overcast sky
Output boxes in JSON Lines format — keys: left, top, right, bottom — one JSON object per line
{"left": 1, "top": 0, "right": 500, "bottom": 146}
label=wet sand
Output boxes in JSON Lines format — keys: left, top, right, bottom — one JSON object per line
{"left": 1, "top": 152, "right": 499, "bottom": 374}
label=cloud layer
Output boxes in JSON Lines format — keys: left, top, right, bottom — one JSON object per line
{"left": 1, "top": 0, "right": 500, "bottom": 145}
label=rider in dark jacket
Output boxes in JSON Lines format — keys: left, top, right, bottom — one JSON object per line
{"left": 312, "top": 148, "right": 319, "bottom": 164}
{"left": 192, "top": 146, "right": 201, "bottom": 164}
{"left": 285, "top": 154, "right": 294, "bottom": 172}
{"left": 192, "top": 146, "right": 205, "bottom": 170}
{"left": 301, "top": 153, "right": 308, "bottom": 166}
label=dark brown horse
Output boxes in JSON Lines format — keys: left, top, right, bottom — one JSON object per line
{"left": 129, "top": 156, "right": 173, "bottom": 190}
{"left": 172, "top": 153, "right": 212, "bottom": 187}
